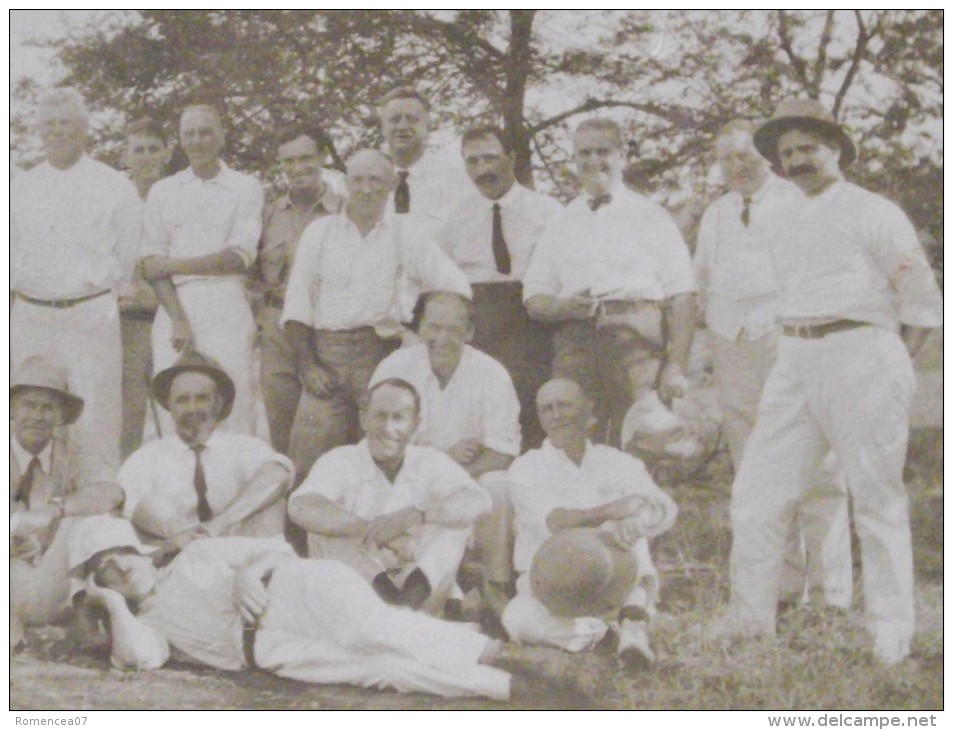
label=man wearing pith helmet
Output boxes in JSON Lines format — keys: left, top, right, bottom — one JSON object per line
{"left": 118, "top": 350, "right": 294, "bottom": 550}
{"left": 711, "top": 98, "right": 942, "bottom": 665}
{"left": 10, "top": 355, "right": 123, "bottom": 647}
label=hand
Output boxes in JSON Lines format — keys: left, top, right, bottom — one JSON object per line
{"left": 605, "top": 517, "right": 645, "bottom": 550}
{"left": 447, "top": 438, "right": 483, "bottom": 466}
{"left": 363, "top": 508, "right": 423, "bottom": 548}
{"left": 301, "top": 362, "right": 339, "bottom": 399}
{"left": 233, "top": 567, "right": 270, "bottom": 625}
{"left": 83, "top": 574, "right": 121, "bottom": 607}
{"left": 168, "top": 525, "right": 208, "bottom": 551}
{"left": 10, "top": 507, "right": 59, "bottom": 538}
{"left": 658, "top": 362, "right": 688, "bottom": 403}
{"left": 170, "top": 316, "right": 193, "bottom": 353}
{"left": 139, "top": 256, "right": 176, "bottom": 281}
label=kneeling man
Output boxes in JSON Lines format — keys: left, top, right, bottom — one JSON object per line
{"left": 503, "top": 378, "right": 677, "bottom": 668}
{"left": 119, "top": 351, "right": 293, "bottom": 548}
{"left": 289, "top": 378, "right": 491, "bottom": 615}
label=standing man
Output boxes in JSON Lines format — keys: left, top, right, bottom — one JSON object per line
{"left": 119, "top": 117, "right": 172, "bottom": 458}
{"left": 438, "top": 126, "right": 563, "bottom": 448}
{"left": 694, "top": 120, "right": 852, "bottom": 611}
{"left": 523, "top": 118, "right": 696, "bottom": 446}
{"left": 254, "top": 125, "right": 344, "bottom": 454}
{"left": 281, "top": 149, "right": 471, "bottom": 481}
{"left": 11, "top": 88, "right": 142, "bottom": 470}
{"left": 379, "top": 86, "right": 467, "bottom": 228}
{"left": 140, "top": 102, "right": 264, "bottom": 435}
{"left": 714, "top": 99, "right": 942, "bottom": 664}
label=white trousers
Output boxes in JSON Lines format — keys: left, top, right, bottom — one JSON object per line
{"left": 502, "top": 537, "right": 658, "bottom": 652}
{"left": 255, "top": 559, "right": 510, "bottom": 699}
{"left": 12, "top": 295, "right": 122, "bottom": 472}
{"left": 729, "top": 326, "right": 916, "bottom": 645}
{"left": 152, "top": 279, "right": 257, "bottom": 435}
{"left": 711, "top": 331, "right": 852, "bottom": 607}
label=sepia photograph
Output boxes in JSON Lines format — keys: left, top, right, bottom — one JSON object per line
{"left": 8, "top": 9, "right": 943, "bottom": 716}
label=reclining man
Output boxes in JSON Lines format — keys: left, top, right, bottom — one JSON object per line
{"left": 11, "top": 355, "right": 123, "bottom": 647}
{"left": 72, "top": 515, "right": 589, "bottom": 704}
{"left": 119, "top": 351, "right": 293, "bottom": 549}
{"left": 503, "top": 378, "right": 677, "bottom": 669}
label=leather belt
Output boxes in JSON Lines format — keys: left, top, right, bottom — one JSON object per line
{"left": 782, "top": 319, "right": 869, "bottom": 339}
{"left": 241, "top": 569, "right": 274, "bottom": 669}
{"left": 18, "top": 289, "right": 111, "bottom": 309}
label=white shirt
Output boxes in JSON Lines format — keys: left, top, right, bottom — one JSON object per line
{"left": 11, "top": 437, "right": 53, "bottom": 478}
{"left": 281, "top": 212, "right": 471, "bottom": 331}
{"left": 508, "top": 439, "right": 677, "bottom": 573}
{"left": 523, "top": 184, "right": 695, "bottom": 302}
{"left": 387, "top": 145, "right": 469, "bottom": 230}
{"left": 370, "top": 344, "right": 521, "bottom": 457}
{"left": 437, "top": 183, "right": 564, "bottom": 283}
{"left": 291, "top": 440, "right": 491, "bottom": 526}
{"left": 142, "top": 163, "right": 264, "bottom": 285}
{"left": 694, "top": 174, "right": 798, "bottom": 341}
{"left": 12, "top": 155, "right": 142, "bottom": 299}
{"left": 770, "top": 181, "right": 942, "bottom": 329}
{"left": 119, "top": 430, "right": 293, "bottom": 526}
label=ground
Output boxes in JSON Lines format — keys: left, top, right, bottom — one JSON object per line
{"left": 11, "top": 333, "right": 943, "bottom": 710}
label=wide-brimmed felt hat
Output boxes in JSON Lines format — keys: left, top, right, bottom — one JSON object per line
{"left": 753, "top": 97, "right": 856, "bottom": 169}
{"left": 152, "top": 350, "right": 235, "bottom": 420}
{"left": 11, "top": 355, "right": 85, "bottom": 425}
{"left": 66, "top": 516, "right": 157, "bottom": 575}
{"left": 530, "top": 527, "right": 640, "bottom": 618}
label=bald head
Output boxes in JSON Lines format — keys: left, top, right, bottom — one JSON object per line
{"left": 346, "top": 149, "right": 394, "bottom": 223}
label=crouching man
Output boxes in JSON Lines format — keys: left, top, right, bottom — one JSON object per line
{"left": 72, "top": 515, "right": 587, "bottom": 704}
{"left": 503, "top": 378, "right": 677, "bottom": 669}
{"left": 119, "top": 351, "right": 293, "bottom": 548}
{"left": 10, "top": 356, "right": 123, "bottom": 646}
{"left": 288, "top": 377, "right": 491, "bottom": 615}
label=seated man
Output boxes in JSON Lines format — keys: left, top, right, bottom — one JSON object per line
{"left": 369, "top": 291, "right": 521, "bottom": 615}
{"left": 119, "top": 351, "right": 293, "bottom": 548}
{"left": 503, "top": 378, "right": 677, "bottom": 669}
{"left": 71, "top": 515, "right": 589, "bottom": 704}
{"left": 10, "top": 355, "right": 123, "bottom": 647}
{"left": 288, "top": 377, "right": 491, "bottom": 615}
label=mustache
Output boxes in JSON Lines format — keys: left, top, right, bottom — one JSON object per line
{"left": 788, "top": 164, "right": 817, "bottom": 177}
{"left": 476, "top": 173, "right": 498, "bottom": 185}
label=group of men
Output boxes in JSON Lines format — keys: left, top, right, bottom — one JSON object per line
{"left": 9, "top": 81, "right": 941, "bottom": 701}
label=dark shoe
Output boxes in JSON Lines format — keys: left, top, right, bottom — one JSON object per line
{"left": 617, "top": 619, "right": 655, "bottom": 672}
{"left": 399, "top": 568, "right": 432, "bottom": 610}
{"left": 372, "top": 573, "right": 404, "bottom": 606}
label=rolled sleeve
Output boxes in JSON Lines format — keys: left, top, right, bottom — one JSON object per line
{"left": 280, "top": 225, "right": 322, "bottom": 328}
{"left": 420, "top": 453, "right": 491, "bottom": 525}
{"left": 223, "top": 177, "right": 265, "bottom": 267}
{"left": 408, "top": 235, "right": 472, "bottom": 300}
{"left": 653, "top": 210, "right": 696, "bottom": 298}
{"left": 142, "top": 185, "right": 173, "bottom": 259}
{"left": 480, "top": 370, "right": 522, "bottom": 457}
{"left": 522, "top": 230, "right": 561, "bottom": 301}
{"left": 117, "top": 448, "right": 155, "bottom": 520}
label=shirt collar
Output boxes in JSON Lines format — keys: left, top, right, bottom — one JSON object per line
{"left": 274, "top": 185, "right": 342, "bottom": 214}
{"left": 357, "top": 438, "right": 409, "bottom": 482}
{"left": 12, "top": 436, "right": 53, "bottom": 474}
{"left": 491, "top": 182, "right": 522, "bottom": 210}
{"left": 176, "top": 161, "right": 238, "bottom": 188}
{"left": 171, "top": 428, "right": 222, "bottom": 453}
{"left": 542, "top": 437, "right": 592, "bottom": 467}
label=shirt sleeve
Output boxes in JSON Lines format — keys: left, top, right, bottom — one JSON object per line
{"left": 651, "top": 205, "right": 696, "bottom": 298}
{"left": 280, "top": 220, "right": 323, "bottom": 328}
{"left": 233, "top": 435, "right": 294, "bottom": 483}
{"left": 610, "top": 450, "right": 678, "bottom": 538}
{"left": 224, "top": 176, "right": 265, "bottom": 268}
{"left": 479, "top": 363, "right": 522, "bottom": 457}
{"left": 141, "top": 184, "right": 172, "bottom": 258}
{"left": 865, "top": 198, "right": 943, "bottom": 328}
{"left": 405, "top": 233, "right": 472, "bottom": 299}
{"left": 419, "top": 449, "right": 491, "bottom": 523}
{"left": 111, "top": 178, "right": 145, "bottom": 284}
{"left": 117, "top": 447, "right": 156, "bottom": 519}
{"left": 288, "top": 447, "right": 351, "bottom": 508}
{"left": 522, "top": 217, "right": 563, "bottom": 301}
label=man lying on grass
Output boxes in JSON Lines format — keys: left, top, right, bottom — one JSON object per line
{"left": 68, "top": 515, "right": 588, "bottom": 705}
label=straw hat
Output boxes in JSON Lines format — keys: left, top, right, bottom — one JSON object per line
{"left": 753, "top": 97, "right": 856, "bottom": 169}
{"left": 11, "top": 355, "right": 85, "bottom": 425}
{"left": 66, "top": 516, "right": 157, "bottom": 574}
{"left": 152, "top": 350, "right": 235, "bottom": 420}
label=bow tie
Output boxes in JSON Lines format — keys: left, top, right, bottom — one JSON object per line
{"left": 589, "top": 194, "right": 612, "bottom": 211}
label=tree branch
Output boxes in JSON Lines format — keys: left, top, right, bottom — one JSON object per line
{"left": 529, "top": 98, "right": 695, "bottom": 135}
{"left": 777, "top": 10, "right": 811, "bottom": 92}
{"left": 813, "top": 10, "right": 836, "bottom": 95}
{"left": 833, "top": 10, "right": 870, "bottom": 118}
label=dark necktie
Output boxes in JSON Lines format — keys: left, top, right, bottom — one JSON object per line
{"left": 17, "top": 456, "right": 41, "bottom": 509}
{"left": 741, "top": 196, "right": 752, "bottom": 227}
{"left": 394, "top": 171, "right": 410, "bottom": 214}
{"left": 589, "top": 194, "right": 612, "bottom": 212}
{"left": 190, "top": 445, "right": 213, "bottom": 523}
{"left": 491, "top": 203, "right": 511, "bottom": 275}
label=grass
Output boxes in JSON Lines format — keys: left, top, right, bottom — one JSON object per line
{"left": 11, "top": 429, "right": 942, "bottom": 710}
